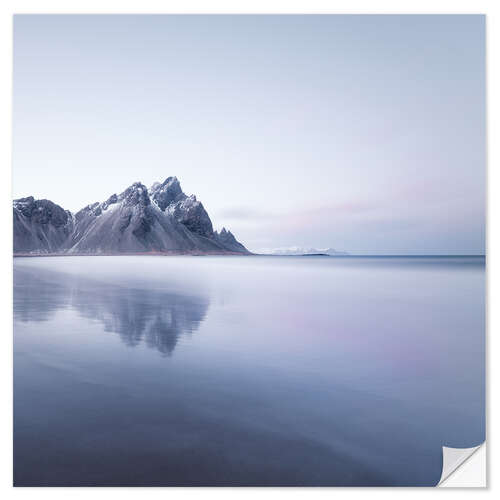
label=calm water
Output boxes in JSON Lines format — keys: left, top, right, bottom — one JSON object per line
{"left": 13, "top": 256, "right": 485, "bottom": 486}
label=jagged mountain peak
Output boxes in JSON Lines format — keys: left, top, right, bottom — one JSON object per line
{"left": 118, "top": 182, "right": 150, "bottom": 207}
{"left": 13, "top": 176, "right": 250, "bottom": 255}
{"left": 149, "top": 176, "right": 180, "bottom": 197}
{"left": 13, "top": 196, "right": 73, "bottom": 253}
{"left": 74, "top": 181, "right": 150, "bottom": 222}
{"left": 102, "top": 193, "right": 118, "bottom": 210}
{"left": 150, "top": 176, "right": 184, "bottom": 211}
{"left": 164, "top": 175, "right": 179, "bottom": 186}
{"left": 166, "top": 193, "right": 213, "bottom": 238}
{"left": 14, "top": 196, "right": 70, "bottom": 227}
{"left": 214, "top": 227, "right": 246, "bottom": 253}
{"left": 216, "top": 228, "right": 235, "bottom": 238}
{"left": 13, "top": 196, "right": 35, "bottom": 209}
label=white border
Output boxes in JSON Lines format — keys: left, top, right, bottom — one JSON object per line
{"left": 1, "top": 1, "right": 497, "bottom": 498}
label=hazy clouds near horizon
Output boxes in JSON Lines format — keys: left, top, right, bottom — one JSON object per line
{"left": 13, "top": 15, "right": 485, "bottom": 254}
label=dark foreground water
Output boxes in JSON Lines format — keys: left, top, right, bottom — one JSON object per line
{"left": 13, "top": 256, "right": 485, "bottom": 486}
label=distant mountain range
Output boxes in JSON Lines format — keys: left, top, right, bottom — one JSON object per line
{"left": 13, "top": 177, "right": 249, "bottom": 255}
{"left": 258, "top": 247, "right": 349, "bottom": 256}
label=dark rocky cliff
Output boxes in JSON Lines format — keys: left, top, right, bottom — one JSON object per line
{"left": 13, "top": 178, "right": 249, "bottom": 255}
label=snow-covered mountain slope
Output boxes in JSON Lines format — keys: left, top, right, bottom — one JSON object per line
{"left": 13, "top": 178, "right": 249, "bottom": 255}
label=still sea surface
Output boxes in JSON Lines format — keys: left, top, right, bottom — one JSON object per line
{"left": 13, "top": 255, "right": 485, "bottom": 486}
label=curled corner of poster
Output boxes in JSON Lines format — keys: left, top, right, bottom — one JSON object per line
{"left": 438, "top": 442, "right": 486, "bottom": 487}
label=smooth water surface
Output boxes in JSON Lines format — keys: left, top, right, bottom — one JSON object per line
{"left": 13, "top": 256, "right": 485, "bottom": 486}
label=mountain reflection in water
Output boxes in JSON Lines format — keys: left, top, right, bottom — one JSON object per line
{"left": 13, "top": 256, "right": 485, "bottom": 486}
{"left": 14, "top": 267, "right": 209, "bottom": 356}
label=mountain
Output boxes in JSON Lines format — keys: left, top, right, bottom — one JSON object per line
{"left": 13, "top": 197, "right": 74, "bottom": 254}
{"left": 258, "top": 246, "right": 348, "bottom": 256}
{"left": 13, "top": 177, "right": 250, "bottom": 255}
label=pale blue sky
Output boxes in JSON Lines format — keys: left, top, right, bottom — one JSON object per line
{"left": 13, "top": 15, "right": 485, "bottom": 254}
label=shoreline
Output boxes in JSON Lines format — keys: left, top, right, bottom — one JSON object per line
{"left": 13, "top": 253, "right": 485, "bottom": 258}
{"left": 13, "top": 251, "right": 254, "bottom": 258}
